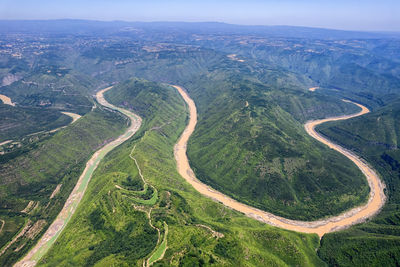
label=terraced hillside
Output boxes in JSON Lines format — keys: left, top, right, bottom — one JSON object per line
{"left": 39, "top": 79, "right": 325, "bottom": 266}
{"left": 0, "top": 106, "right": 127, "bottom": 266}
{"left": 317, "top": 99, "right": 400, "bottom": 266}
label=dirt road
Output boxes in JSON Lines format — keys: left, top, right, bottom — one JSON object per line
{"left": 15, "top": 86, "right": 142, "bottom": 267}
{"left": 173, "top": 85, "right": 386, "bottom": 238}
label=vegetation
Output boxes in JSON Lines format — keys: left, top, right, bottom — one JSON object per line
{"left": 0, "top": 103, "right": 72, "bottom": 142}
{"left": 317, "top": 99, "right": 400, "bottom": 266}
{"left": 185, "top": 73, "right": 369, "bottom": 220}
{"left": 148, "top": 222, "right": 168, "bottom": 265}
{"left": 0, "top": 61, "right": 96, "bottom": 146}
{"left": 1, "top": 20, "right": 400, "bottom": 266}
{"left": 0, "top": 106, "right": 127, "bottom": 266}
{"left": 39, "top": 79, "right": 325, "bottom": 266}
{"left": 0, "top": 67, "right": 94, "bottom": 115}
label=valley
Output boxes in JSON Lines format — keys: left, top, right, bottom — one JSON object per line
{"left": 38, "top": 79, "right": 324, "bottom": 266}
{"left": 0, "top": 20, "right": 399, "bottom": 266}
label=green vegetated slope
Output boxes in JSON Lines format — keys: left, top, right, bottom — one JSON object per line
{"left": 317, "top": 99, "right": 400, "bottom": 266}
{"left": 254, "top": 48, "right": 400, "bottom": 95}
{"left": 198, "top": 36, "right": 400, "bottom": 96}
{"left": 40, "top": 79, "right": 325, "bottom": 267}
{"left": 72, "top": 39, "right": 370, "bottom": 220}
{"left": 0, "top": 66, "right": 94, "bottom": 115}
{"left": 0, "top": 106, "right": 127, "bottom": 266}
{"left": 0, "top": 66, "right": 96, "bottom": 144}
{"left": 77, "top": 42, "right": 221, "bottom": 88}
{"left": 0, "top": 103, "right": 72, "bottom": 142}
{"left": 65, "top": 36, "right": 369, "bottom": 221}
{"left": 185, "top": 72, "right": 369, "bottom": 220}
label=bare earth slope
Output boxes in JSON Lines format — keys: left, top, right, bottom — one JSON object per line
{"left": 0, "top": 94, "right": 15, "bottom": 106}
{"left": 173, "top": 85, "right": 386, "bottom": 238}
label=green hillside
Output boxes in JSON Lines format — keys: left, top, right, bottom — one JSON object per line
{"left": 0, "top": 67, "right": 94, "bottom": 115}
{"left": 39, "top": 79, "right": 325, "bottom": 266}
{"left": 69, "top": 39, "right": 371, "bottom": 221}
{"left": 0, "top": 106, "right": 127, "bottom": 266}
{"left": 195, "top": 36, "right": 400, "bottom": 97}
{"left": 317, "top": 99, "right": 400, "bottom": 266}
{"left": 185, "top": 72, "right": 369, "bottom": 220}
{"left": 0, "top": 104, "right": 72, "bottom": 142}
{"left": 2, "top": 20, "right": 400, "bottom": 266}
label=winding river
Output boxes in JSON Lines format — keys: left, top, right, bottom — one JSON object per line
{"left": 173, "top": 85, "right": 386, "bottom": 238}
{"left": 15, "top": 87, "right": 142, "bottom": 267}
{"left": 14, "top": 84, "right": 387, "bottom": 267}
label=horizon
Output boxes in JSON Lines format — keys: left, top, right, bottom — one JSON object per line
{"left": 1, "top": 18, "right": 400, "bottom": 34}
{"left": 1, "top": 0, "right": 399, "bottom": 32}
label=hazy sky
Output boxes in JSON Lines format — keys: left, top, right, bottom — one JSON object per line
{"left": 1, "top": 0, "right": 399, "bottom": 31}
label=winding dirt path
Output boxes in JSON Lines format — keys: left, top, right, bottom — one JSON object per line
{"left": 15, "top": 86, "right": 142, "bottom": 267}
{"left": 173, "top": 85, "right": 386, "bottom": 238}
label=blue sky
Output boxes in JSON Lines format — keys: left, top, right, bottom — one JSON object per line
{"left": 1, "top": 0, "right": 399, "bottom": 31}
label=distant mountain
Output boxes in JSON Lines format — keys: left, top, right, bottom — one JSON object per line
{"left": 0, "top": 19, "right": 399, "bottom": 39}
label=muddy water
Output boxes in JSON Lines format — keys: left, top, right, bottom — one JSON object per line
{"left": 173, "top": 85, "right": 386, "bottom": 238}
